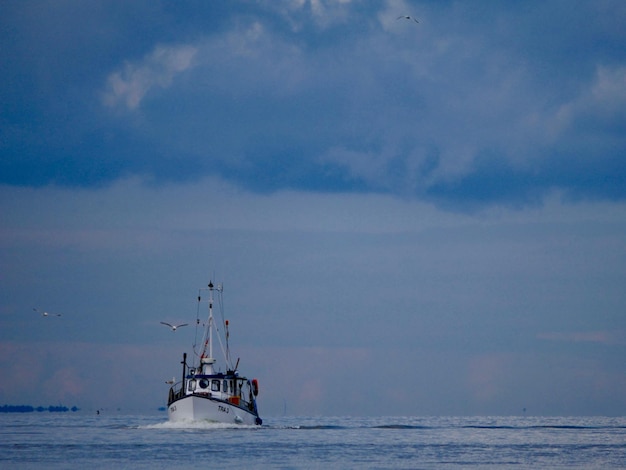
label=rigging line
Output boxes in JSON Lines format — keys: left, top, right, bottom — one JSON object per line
{"left": 192, "top": 291, "right": 202, "bottom": 363}
{"left": 211, "top": 287, "right": 231, "bottom": 370}
{"left": 217, "top": 283, "right": 233, "bottom": 370}
{"left": 217, "top": 285, "right": 227, "bottom": 335}
{"left": 216, "top": 285, "right": 231, "bottom": 367}
{"left": 214, "top": 321, "right": 230, "bottom": 370}
{"left": 196, "top": 287, "right": 211, "bottom": 360}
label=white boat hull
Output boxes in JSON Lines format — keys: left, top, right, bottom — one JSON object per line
{"left": 168, "top": 395, "right": 260, "bottom": 425}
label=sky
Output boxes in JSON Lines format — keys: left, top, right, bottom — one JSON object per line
{"left": 1, "top": 0, "right": 625, "bottom": 417}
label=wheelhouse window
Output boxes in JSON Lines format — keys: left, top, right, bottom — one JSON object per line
{"left": 211, "top": 380, "right": 220, "bottom": 392}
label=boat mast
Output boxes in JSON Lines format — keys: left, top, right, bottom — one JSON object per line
{"left": 208, "top": 281, "right": 214, "bottom": 360}
{"left": 197, "top": 280, "right": 232, "bottom": 373}
{"left": 197, "top": 281, "right": 217, "bottom": 374}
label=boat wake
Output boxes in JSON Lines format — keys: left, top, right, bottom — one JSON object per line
{"left": 141, "top": 419, "right": 259, "bottom": 430}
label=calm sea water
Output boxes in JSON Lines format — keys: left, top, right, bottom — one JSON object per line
{"left": 1, "top": 414, "right": 625, "bottom": 469}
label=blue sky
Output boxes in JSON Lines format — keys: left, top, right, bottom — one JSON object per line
{"left": 1, "top": 0, "right": 625, "bottom": 416}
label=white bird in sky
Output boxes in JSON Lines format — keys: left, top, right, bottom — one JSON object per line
{"left": 397, "top": 15, "right": 419, "bottom": 23}
{"left": 160, "top": 321, "right": 188, "bottom": 331}
{"left": 33, "top": 308, "right": 62, "bottom": 317}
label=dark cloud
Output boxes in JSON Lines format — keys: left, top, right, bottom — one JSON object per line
{"left": 1, "top": 0, "right": 625, "bottom": 208}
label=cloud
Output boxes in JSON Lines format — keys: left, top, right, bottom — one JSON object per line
{"left": 466, "top": 354, "right": 509, "bottom": 403}
{"left": 258, "top": 0, "right": 358, "bottom": 31}
{"left": 0, "top": 341, "right": 180, "bottom": 409}
{"left": 1, "top": 177, "right": 626, "bottom": 415}
{"left": 103, "top": 44, "right": 197, "bottom": 110}
{"left": 1, "top": 2, "right": 626, "bottom": 418}
{"left": 537, "top": 330, "right": 626, "bottom": 346}
{"left": 43, "top": 367, "right": 85, "bottom": 401}
{"left": 2, "top": 1, "right": 625, "bottom": 207}
{"left": 551, "top": 65, "right": 626, "bottom": 138}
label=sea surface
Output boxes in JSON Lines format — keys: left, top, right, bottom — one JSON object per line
{"left": 1, "top": 414, "right": 625, "bottom": 469}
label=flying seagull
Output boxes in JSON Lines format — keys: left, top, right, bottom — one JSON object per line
{"left": 160, "top": 321, "right": 188, "bottom": 331}
{"left": 397, "top": 15, "right": 419, "bottom": 23}
{"left": 33, "top": 308, "right": 61, "bottom": 317}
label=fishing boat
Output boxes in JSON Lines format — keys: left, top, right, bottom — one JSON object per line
{"left": 166, "top": 281, "right": 262, "bottom": 425}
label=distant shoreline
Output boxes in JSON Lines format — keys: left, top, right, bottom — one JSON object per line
{"left": 0, "top": 405, "right": 79, "bottom": 413}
